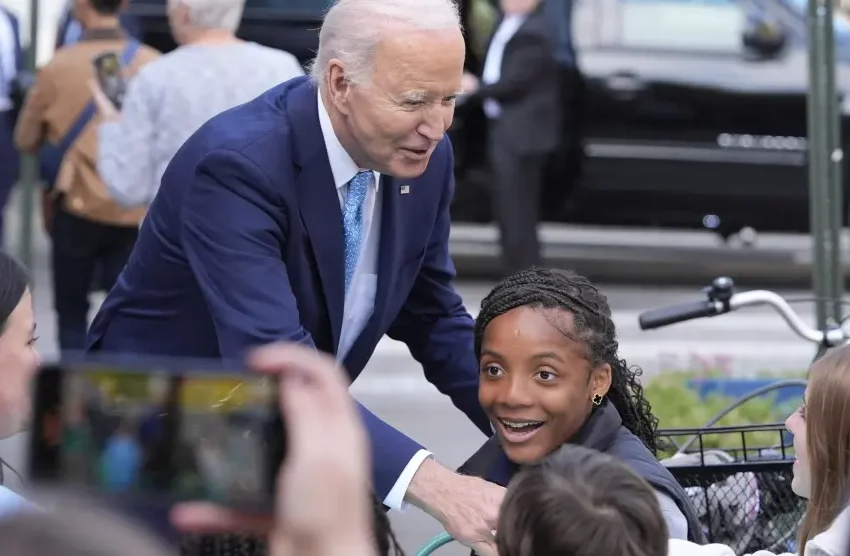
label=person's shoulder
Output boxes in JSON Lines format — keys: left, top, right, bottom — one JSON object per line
{"left": 801, "top": 505, "right": 850, "bottom": 556}
{"left": 519, "top": 10, "right": 557, "bottom": 43}
{"left": 243, "top": 44, "right": 305, "bottom": 81}
{"left": 167, "top": 77, "right": 309, "bottom": 174}
{"left": 135, "top": 42, "right": 162, "bottom": 63}
{"left": 248, "top": 43, "right": 302, "bottom": 65}
{"left": 132, "top": 45, "right": 186, "bottom": 81}
{"left": 197, "top": 78, "right": 303, "bottom": 151}
{"left": 44, "top": 45, "right": 78, "bottom": 68}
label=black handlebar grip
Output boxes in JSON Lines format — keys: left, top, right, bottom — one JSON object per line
{"left": 638, "top": 300, "right": 719, "bottom": 330}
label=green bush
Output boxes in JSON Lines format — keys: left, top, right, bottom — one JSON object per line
{"left": 643, "top": 373, "right": 801, "bottom": 459}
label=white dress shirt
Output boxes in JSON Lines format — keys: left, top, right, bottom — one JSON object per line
{"left": 317, "top": 92, "right": 433, "bottom": 510}
{"left": 481, "top": 14, "right": 527, "bottom": 119}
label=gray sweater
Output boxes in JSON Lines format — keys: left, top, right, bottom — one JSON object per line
{"left": 97, "top": 41, "right": 304, "bottom": 207}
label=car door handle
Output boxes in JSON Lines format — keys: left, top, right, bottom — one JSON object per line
{"left": 605, "top": 73, "right": 646, "bottom": 100}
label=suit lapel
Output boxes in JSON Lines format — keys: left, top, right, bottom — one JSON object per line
{"left": 286, "top": 80, "right": 345, "bottom": 352}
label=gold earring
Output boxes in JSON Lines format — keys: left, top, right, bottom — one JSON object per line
{"left": 592, "top": 393, "right": 603, "bottom": 406}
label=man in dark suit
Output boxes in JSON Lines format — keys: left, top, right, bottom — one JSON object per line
{"left": 462, "top": 0, "right": 561, "bottom": 274}
{"left": 87, "top": 0, "right": 505, "bottom": 553}
{"left": 0, "top": 6, "right": 21, "bottom": 248}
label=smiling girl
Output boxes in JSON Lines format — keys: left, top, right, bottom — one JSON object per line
{"left": 460, "top": 268, "right": 705, "bottom": 542}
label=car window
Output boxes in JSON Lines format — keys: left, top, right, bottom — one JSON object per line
{"left": 614, "top": 0, "right": 747, "bottom": 52}
{"left": 574, "top": 0, "right": 602, "bottom": 48}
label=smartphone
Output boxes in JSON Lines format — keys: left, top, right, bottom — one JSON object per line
{"left": 29, "top": 358, "right": 285, "bottom": 511}
{"left": 92, "top": 52, "right": 128, "bottom": 109}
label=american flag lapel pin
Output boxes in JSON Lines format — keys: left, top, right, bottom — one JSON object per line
{"left": 399, "top": 184, "right": 411, "bottom": 194}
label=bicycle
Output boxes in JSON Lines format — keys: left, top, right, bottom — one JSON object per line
{"left": 638, "top": 276, "right": 850, "bottom": 553}
{"left": 638, "top": 275, "right": 850, "bottom": 361}
{"left": 416, "top": 277, "right": 850, "bottom": 554}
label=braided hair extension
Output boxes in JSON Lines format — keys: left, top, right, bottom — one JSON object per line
{"left": 473, "top": 268, "right": 659, "bottom": 454}
{"left": 372, "top": 494, "right": 406, "bottom": 556}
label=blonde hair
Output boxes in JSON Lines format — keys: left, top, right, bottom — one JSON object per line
{"left": 798, "top": 344, "right": 850, "bottom": 548}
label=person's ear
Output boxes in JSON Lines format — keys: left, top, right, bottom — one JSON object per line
{"left": 327, "top": 60, "right": 354, "bottom": 116}
{"left": 589, "top": 362, "right": 612, "bottom": 405}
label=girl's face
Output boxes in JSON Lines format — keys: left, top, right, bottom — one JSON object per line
{"left": 785, "top": 389, "right": 810, "bottom": 498}
{"left": 478, "top": 306, "right": 611, "bottom": 464}
{"left": 0, "top": 289, "right": 40, "bottom": 439}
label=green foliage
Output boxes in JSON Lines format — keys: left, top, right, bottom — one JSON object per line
{"left": 644, "top": 373, "right": 801, "bottom": 459}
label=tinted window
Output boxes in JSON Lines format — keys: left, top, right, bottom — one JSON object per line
{"left": 616, "top": 0, "right": 746, "bottom": 52}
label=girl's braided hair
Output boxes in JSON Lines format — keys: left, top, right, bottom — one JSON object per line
{"left": 372, "top": 494, "right": 405, "bottom": 556}
{"left": 473, "top": 268, "right": 659, "bottom": 453}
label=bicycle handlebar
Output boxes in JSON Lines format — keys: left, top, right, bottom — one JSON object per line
{"left": 638, "top": 277, "right": 849, "bottom": 347}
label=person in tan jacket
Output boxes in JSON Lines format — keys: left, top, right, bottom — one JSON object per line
{"left": 14, "top": 0, "right": 158, "bottom": 353}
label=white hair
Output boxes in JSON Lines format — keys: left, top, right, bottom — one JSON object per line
{"left": 172, "top": 0, "right": 245, "bottom": 32}
{"left": 308, "top": 0, "right": 463, "bottom": 86}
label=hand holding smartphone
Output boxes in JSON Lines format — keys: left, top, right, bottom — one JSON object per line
{"left": 92, "top": 52, "right": 128, "bottom": 110}
{"left": 28, "top": 357, "right": 286, "bottom": 512}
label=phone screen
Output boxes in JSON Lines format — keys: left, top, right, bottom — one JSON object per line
{"left": 29, "top": 359, "right": 284, "bottom": 511}
{"left": 93, "top": 52, "right": 127, "bottom": 109}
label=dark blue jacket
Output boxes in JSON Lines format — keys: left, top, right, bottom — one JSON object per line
{"left": 459, "top": 401, "right": 707, "bottom": 544}
{"left": 87, "top": 76, "right": 491, "bottom": 501}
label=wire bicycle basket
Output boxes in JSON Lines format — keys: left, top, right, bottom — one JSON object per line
{"left": 659, "top": 423, "right": 803, "bottom": 555}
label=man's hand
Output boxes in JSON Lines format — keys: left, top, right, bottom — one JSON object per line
{"left": 406, "top": 458, "right": 505, "bottom": 556}
{"left": 87, "top": 79, "right": 120, "bottom": 121}
{"left": 171, "top": 343, "right": 375, "bottom": 556}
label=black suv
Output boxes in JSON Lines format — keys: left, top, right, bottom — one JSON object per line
{"left": 128, "top": 0, "right": 850, "bottom": 235}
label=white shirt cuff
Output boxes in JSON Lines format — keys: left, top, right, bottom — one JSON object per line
{"left": 382, "top": 449, "right": 433, "bottom": 511}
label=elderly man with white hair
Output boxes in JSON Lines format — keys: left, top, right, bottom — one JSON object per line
{"left": 89, "top": 0, "right": 305, "bottom": 208}
{"left": 87, "top": 0, "right": 505, "bottom": 553}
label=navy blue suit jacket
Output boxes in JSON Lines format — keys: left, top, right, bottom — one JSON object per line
{"left": 87, "top": 76, "right": 491, "bottom": 499}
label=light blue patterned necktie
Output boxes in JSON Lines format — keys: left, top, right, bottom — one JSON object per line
{"left": 343, "top": 171, "right": 371, "bottom": 292}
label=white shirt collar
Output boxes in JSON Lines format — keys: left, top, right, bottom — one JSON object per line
{"left": 317, "top": 90, "right": 380, "bottom": 191}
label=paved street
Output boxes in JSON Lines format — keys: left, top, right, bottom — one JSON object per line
{"left": 0, "top": 200, "right": 826, "bottom": 554}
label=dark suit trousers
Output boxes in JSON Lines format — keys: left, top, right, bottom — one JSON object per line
{"left": 488, "top": 129, "right": 544, "bottom": 275}
{"left": 51, "top": 203, "right": 138, "bottom": 352}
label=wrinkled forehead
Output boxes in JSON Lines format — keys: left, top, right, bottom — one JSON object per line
{"left": 371, "top": 28, "right": 465, "bottom": 94}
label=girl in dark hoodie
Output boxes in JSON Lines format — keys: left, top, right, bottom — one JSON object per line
{"left": 460, "top": 268, "right": 705, "bottom": 543}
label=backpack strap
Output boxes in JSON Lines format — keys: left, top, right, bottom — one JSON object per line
{"left": 58, "top": 38, "right": 140, "bottom": 154}
{"left": 41, "top": 39, "right": 141, "bottom": 188}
